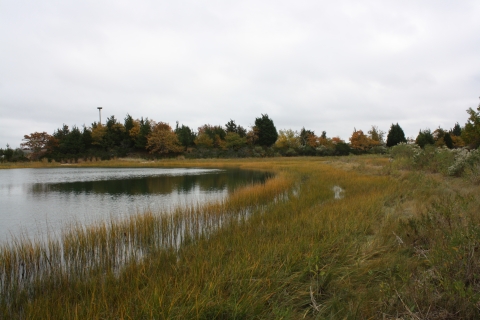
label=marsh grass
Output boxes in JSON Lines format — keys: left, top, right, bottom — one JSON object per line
{"left": 1, "top": 156, "right": 480, "bottom": 319}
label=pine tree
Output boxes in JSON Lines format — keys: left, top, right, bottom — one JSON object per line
{"left": 451, "top": 122, "right": 462, "bottom": 136}
{"left": 415, "top": 129, "right": 434, "bottom": 148}
{"left": 254, "top": 114, "right": 278, "bottom": 147}
{"left": 386, "top": 123, "right": 407, "bottom": 147}
{"left": 444, "top": 133, "right": 454, "bottom": 149}
{"left": 175, "top": 124, "right": 196, "bottom": 149}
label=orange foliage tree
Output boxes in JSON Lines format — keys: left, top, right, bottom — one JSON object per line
{"left": 306, "top": 134, "right": 319, "bottom": 148}
{"left": 146, "top": 122, "right": 183, "bottom": 155}
{"left": 349, "top": 130, "right": 379, "bottom": 151}
{"left": 21, "top": 131, "right": 54, "bottom": 160}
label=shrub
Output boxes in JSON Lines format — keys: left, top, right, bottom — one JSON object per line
{"left": 368, "top": 146, "right": 387, "bottom": 154}
{"left": 315, "top": 146, "right": 335, "bottom": 156}
{"left": 285, "top": 148, "right": 297, "bottom": 157}
{"left": 412, "top": 145, "right": 454, "bottom": 174}
{"left": 254, "top": 146, "right": 266, "bottom": 157}
{"left": 390, "top": 142, "right": 419, "bottom": 158}
{"left": 448, "top": 148, "right": 480, "bottom": 178}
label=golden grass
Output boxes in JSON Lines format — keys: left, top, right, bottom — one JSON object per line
{"left": 1, "top": 156, "right": 480, "bottom": 319}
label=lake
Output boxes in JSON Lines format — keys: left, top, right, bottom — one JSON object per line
{"left": 0, "top": 167, "right": 272, "bottom": 242}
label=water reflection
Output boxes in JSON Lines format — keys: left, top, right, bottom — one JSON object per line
{"left": 0, "top": 167, "right": 272, "bottom": 242}
{"left": 27, "top": 170, "right": 271, "bottom": 196}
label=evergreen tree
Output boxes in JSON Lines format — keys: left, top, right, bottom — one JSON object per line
{"left": 135, "top": 118, "right": 151, "bottom": 150}
{"left": 224, "top": 120, "right": 247, "bottom": 138}
{"left": 3, "top": 145, "right": 14, "bottom": 162}
{"left": 51, "top": 124, "right": 70, "bottom": 157}
{"left": 124, "top": 114, "right": 135, "bottom": 148}
{"left": 299, "top": 127, "right": 314, "bottom": 147}
{"left": 124, "top": 114, "right": 135, "bottom": 133}
{"left": 335, "top": 142, "right": 351, "bottom": 156}
{"left": 61, "top": 126, "right": 84, "bottom": 155}
{"left": 254, "top": 114, "right": 278, "bottom": 147}
{"left": 225, "top": 120, "right": 238, "bottom": 133}
{"left": 54, "top": 124, "right": 70, "bottom": 142}
{"left": 451, "top": 122, "right": 462, "bottom": 136}
{"left": 237, "top": 125, "right": 247, "bottom": 138}
{"left": 462, "top": 103, "right": 480, "bottom": 149}
{"left": 104, "top": 116, "right": 126, "bottom": 150}
{"left": 444, "top": 132, "right": 454, "bottom": 149}
{"left": 415, "top": 129, "right": 434, "bottom": 148}
{"left": 82, "top": 125, "right": 93, "bottom": 150}
{"left": 175, "top": 123, "right": 196, "bottom": 149}
{"left": 386, "top": 123, "right": 407, "bottom": 147}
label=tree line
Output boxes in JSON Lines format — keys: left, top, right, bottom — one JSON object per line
{"left": 2, "top": 102, "right": 479, "bottom": 162}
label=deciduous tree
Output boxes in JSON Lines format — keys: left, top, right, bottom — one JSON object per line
{"left": 198, "top": 125, "right": 226, "bottom": 141}
{"left": 299, "top": 127, "right": 315, "bottom": 147}
{"left": 91, "top": 123, "right": 107, "bottom": 147}
{"left": 451, "top": 135, "right": 465, "bottom": 148}
{"left": 246, "top": 127, "right": 259, "bottom": 146}
{"left": 307, "top": 134, "right": 319, "bottom": 148}
{"left": 462, "top": 103, "right": 480, "bottom": 149}
{"left": 275, "top": 129, "right": 300, "bottom": 150}
{"left": 433, "top": 127, "right": 448, "bottom": 148}
{"left": 225, "top": 132, "right": 247, "bottom": 150}
{"left": 349, "top": 130, "right": 379, "bottom": 151}
{"left": 21, "top": 132, "right": 53, "bottom": 159}
{"left": 146, "top": 122, "right": 183, "bottom": 155}
{"left": 368, "top": 125, "right": 385, "bottom": 144}
{"left": 194, "top": 133, "right": 214, "bottom": 148}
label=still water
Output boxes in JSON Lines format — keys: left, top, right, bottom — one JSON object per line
{"left": 0, "top": 167, "right": 271, "bottom": 242}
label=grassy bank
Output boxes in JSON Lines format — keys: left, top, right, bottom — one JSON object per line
{"left": 1, "top": 156, "right": 480, "bottom": 319}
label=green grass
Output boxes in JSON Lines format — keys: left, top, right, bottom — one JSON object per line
{"left": 1, "top": 156, "right": 480, "bottom": 319}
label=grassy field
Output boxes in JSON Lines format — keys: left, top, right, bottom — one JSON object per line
{"left": 1, "top": 156, "right": 480, "bottom": 319}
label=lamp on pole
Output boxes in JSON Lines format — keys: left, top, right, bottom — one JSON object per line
{"left": 97, "top": 107, "right": 103, "bottom": 124}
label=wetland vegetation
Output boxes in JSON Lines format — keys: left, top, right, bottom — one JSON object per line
{"left": 1, "top": 155, "right": 480, "bottom": 319}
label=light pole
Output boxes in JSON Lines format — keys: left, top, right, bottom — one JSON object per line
{"left": 97, "top": 107, "right": 103, "bottom": 124}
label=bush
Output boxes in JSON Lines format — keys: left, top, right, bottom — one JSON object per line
{"left": 334, "top": 142, "right": 351, "bottom": 156}
{"left": 285, "top": 148, "right": 297, "bottom": 157}
{"left": 448, "top": 148, "right": 480, "bottom": 178}
{"left": 315, "top": 146, "right": 335, "bottom": 156}
{"left": 390, "top": 142, "right": 420, "bottom": 159}
{"left": 254, "top": 146, "right": 266, "bottom": 157}
{"left": 412, "top": 145, "right": 455, "bottom": 174}
{"left": 465, "top": 162, "right": 480, "bottom": 184}
{"left": 368, "top": 146, "right": 388, "bottom": 154}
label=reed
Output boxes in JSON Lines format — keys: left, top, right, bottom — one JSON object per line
{"left": 1, "top": 156, "right": 479, "bottom": 319}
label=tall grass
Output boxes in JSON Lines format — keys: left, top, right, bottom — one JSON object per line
{"left": 1, "top": 156, "right": 479, "bottom": 318}
{"left": 0, "top": 161, "right": 293, "bottom": 317}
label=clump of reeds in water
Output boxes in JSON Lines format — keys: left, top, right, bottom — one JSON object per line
{"left": 0, "top": 173, "right": 293, "bottom": 312}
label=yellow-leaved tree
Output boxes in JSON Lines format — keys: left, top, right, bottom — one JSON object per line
{"left": 349, "top": 129, "right": 379, "bottom": 151}
{"left": 146, "top": 122, "right": 183, "bottom": 155}
{"left": 275, "top": 129, "right": 300, "bottom": 150}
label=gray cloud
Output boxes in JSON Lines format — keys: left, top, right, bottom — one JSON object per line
{"left": 1, "top": 0, "right": 479, "bottom": 148}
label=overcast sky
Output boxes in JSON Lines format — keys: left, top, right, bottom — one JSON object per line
{"left": 1, "top": 0, "right": 480, "bottom": 148}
